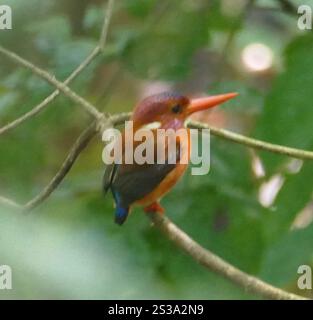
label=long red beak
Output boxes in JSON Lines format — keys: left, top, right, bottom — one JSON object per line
{"left": 187, "top": 92, "right": 238, "bottom": 115}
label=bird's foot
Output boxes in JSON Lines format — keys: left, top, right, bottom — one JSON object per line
{"left": 144, "top": 202, "right": 164, "bottom": 214}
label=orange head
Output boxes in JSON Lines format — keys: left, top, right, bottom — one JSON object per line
{"left": 131, "top": 92, "right": 238, "bottom": 129}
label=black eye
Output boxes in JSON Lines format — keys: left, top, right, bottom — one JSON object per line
{"left": 171, "top": 104, "right": 182, "bottom": 114}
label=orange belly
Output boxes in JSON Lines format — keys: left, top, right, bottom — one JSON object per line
{"left": 136, "top": 162, "right": 188, "bottom": 206}
{"left": 135, "top": 130, "right": 190, "bottom": 206}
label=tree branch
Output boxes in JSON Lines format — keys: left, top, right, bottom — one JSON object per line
{"left": 188, "top": 120, "right": 313, "bottom": 161}
{"left": 99, "top": 0, "right": 115, "bottom": 51}
{"left": 0, "top": 47, "right": 100, "bottom": 136}
{"left": 0, "top": 0, "right": 115, "bottom": 136}
{"left": 0, "top": 45, "right": 102, "bottom": 119}
{"left": 24, "top": 121, "right": 99, "bottom": 210}
{"left": 0, "top": 121, "right": 101, "bottom": 211}
{"left": 148, "top": 212, "right": 307, "bottom": 300}
{"left": 0, "top": 196, "right": 21, "bottom": 210}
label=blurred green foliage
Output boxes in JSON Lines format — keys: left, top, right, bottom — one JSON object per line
{"left": 0, "top": 0, "right": 313, "bottom": 299}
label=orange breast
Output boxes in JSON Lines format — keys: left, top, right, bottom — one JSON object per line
{"left": 135, "top": 130, "right": 190, "bottom": 206}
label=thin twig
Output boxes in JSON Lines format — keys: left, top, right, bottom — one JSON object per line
{"left": 148, "top": 212, "right": 307, "bottom": 300}
{"left": 0, "top": 45, "right": 102, "bottom": 119}
{"left": 0, "top": 0, "right": 115, "bottom": 136}
{"left": 0, "top": 47, "right": 100, "bottom": 136}
{"left": 100, "top": 0, "right": 115, "bottom": 51}
{"left": 188, "top": 120, "right": 313, "bottom": 161}
{"left": 0, "top": 196, "right": 21, "bottom": 209}
{"left": 0, "top": 122, "right": 100, "bottom": 211}
{"left": 24, "top": 121, "right": 99, "bottom": 210}
{"left": 0, "top": 121, "right": 104, "bottom": 211}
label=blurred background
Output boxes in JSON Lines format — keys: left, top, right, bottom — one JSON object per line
{"left": 0, "top": 0, "right": 313, "bottom": 299}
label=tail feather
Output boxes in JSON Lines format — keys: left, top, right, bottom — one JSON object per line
{"left": 114, "top": 206, "right": 129, "bottom": 225}
{"left": 111, "top": 187, "right": 129, "bottom": 225}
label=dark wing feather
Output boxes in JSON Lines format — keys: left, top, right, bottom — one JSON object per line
{"left": 103, "top": 163, "right": 116, "bottom": 195}
{"left": 112, "top": 162, "right": 176, "bottom": 207}
{"left": 103, "top": 140, "right": 180, "bottom": 207}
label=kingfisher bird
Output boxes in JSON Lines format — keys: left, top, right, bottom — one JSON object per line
{"left": 103, "top": 91, "right": 238, "bottom": 225}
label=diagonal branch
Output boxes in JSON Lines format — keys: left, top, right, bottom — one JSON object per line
{"left": 188, "top": 120, "right": 313, "bottom": 161}
{"left": 99, "top": 0, "right": 115, "bottom": 51}
{"left": 0, "top": 47, "right": 100, "bottom": 136}
{"left": 24, "top": 121, "right": 99, "bottom": 210}
{"left": 148, "top": 212, "right": 308, "bottom": 300}
{"left": 0, "top": 196, "right": 21, "bottom": 209}
{"left": 0, "top": 45, "right": 102, "bottom": 119}
{"left": 0, "top": 0, "right": 115, "bottom": 136}
{"left": 0, "top": 121, "right": 101, "bottom": 211}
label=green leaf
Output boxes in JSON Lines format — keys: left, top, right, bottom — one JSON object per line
{"left": 170, "top": 184, "right": 264, "bottom": 274}
{"left": 122, "top": 2, "right": 210, "bottom": 80}
{"left": 262, "top": 162, "right": 313, "bottom": 243}
{"left": 123, "top": 0, "right": 157, "bottom": 18}
{"left": 259, "top": 223, "right": 313, "bottom": 288}
{"left": 255, "top": 34, "right": 313, "bottom": 174}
